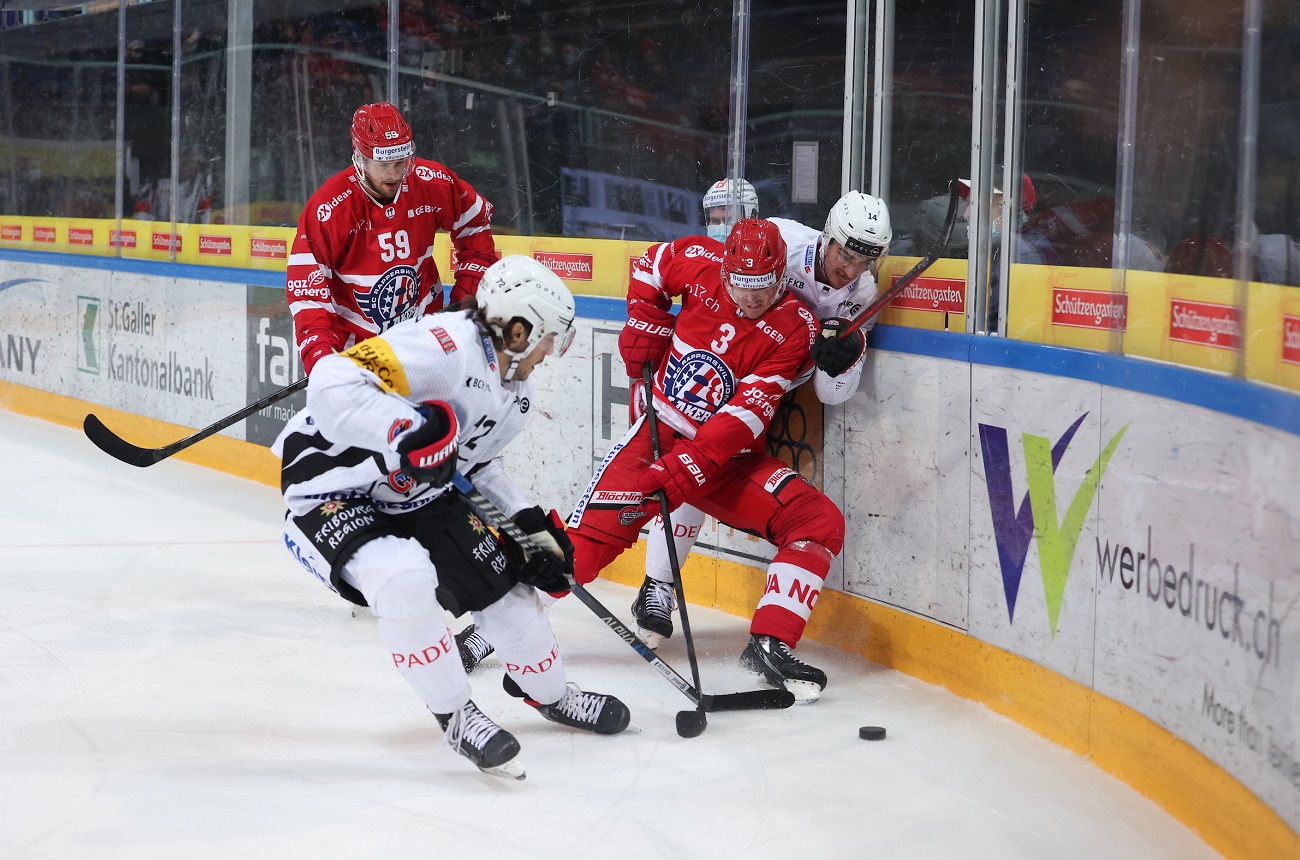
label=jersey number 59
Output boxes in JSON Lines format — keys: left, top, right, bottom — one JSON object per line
{"left": 378, "top": 230, "right": 410, "bottom": 262}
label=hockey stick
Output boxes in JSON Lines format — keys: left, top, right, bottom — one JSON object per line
{"left": 448, "top": 473, "right": 793, "bottom": 717}
{"left": 838, "top": 178, "right": 962, "bottom": 339}
{"left": 84, "top": 377, "right": 307, "bottom": 467}
{"left": 641, "top": 361, "right": 710, "bottom": 738}
{"left": 82, "top": 300, "right": 472, "bottom": 468}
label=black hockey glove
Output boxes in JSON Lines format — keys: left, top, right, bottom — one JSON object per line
{"left": 810, "top": 318, "right": 866, "bottom": 377}
{"left": 511, "top": 506, "right": 575, "bottom": 596}
{"left": 396, "top": 401, "right": 459, "bottom": 487}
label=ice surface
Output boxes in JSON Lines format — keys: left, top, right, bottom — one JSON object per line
{"left": 0, "top": 411, "right": 1219, "bottom": 859}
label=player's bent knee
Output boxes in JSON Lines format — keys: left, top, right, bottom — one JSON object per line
{"left": 346, "top": 537, "right": 441, "bottom": 621}
{"left": 769, "top": 484, "right": 845, "bottom": 555}
{"left": 371, "top": 567, "right": 442, "bottom": 621}
{"left": 571, "top": 532, "right": 626, "bottom": 585}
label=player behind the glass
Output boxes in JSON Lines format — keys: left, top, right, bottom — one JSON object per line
{"left": 274, "top": 255, "right": 630, "bottom": 780}
{"left": 565, "top": 219, "right": 844, "bottom": 702}
{"left": 287, "top": 101, "right": 499, "bottom": 375}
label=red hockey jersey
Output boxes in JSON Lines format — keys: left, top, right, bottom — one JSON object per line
{"left": 629, "top": 236, "right": 818, "bottom": 467}
{"left": 286, "top": 159, "right": 497, "bottom": 368}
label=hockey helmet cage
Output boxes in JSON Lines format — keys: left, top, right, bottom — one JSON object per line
{"left": 477, "top": 255, "right": 577, "bottom": 358}
{"left": 350, "top": 102, "right": 414, "bottom": 162}
{"left": 723, "top": 218, "right": 787, "bottom": 291}
{"left": 820, "top": 192, "right": 892, "bottom": 267}
{"left": 702, "top": 178, "right": 759, "bottom": 219}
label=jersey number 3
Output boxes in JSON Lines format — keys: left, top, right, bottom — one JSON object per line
{"left": 378, "top": 230, "right": 410, "bottom": 262}
{"left": 710, "top": 323, "right": 736, "bottom": 354}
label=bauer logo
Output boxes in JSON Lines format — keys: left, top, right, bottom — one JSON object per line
{"left": 978, "top": 413, "right": 1127, "bottom": 637}
{"left": 77, "top": 295, "right": 100, "bottom": 375}
{"left": 535, "top": 251, "right": 594, "bottom": 281}
{"left": 198, "top": 235, "right": 233, "bottom": 256}
{"left": 1283, "top": 315, "right": 1300, "bottom": 366}
{"left": 1051, "top": 288, "right": 1127, "bottom": 330}
{"left": 890, "top": 276, "right": 966, "bottom": 313}
{"left": 1, "top": 224, "right": 22, "bottom": 241}
{"left": 1169, "top": 299, "right": 1240, "bottom": 349}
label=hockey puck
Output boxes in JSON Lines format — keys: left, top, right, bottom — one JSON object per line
{"left": 858, "top": 725, "right": 886, "bottom": 741}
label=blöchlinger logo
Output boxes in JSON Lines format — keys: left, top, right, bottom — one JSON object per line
{"left": 979, "top": 413, "right": 1128, "bottom": 637}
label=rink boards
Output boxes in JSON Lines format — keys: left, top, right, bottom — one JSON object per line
{"left": 0, "top": 252, "right": 1297, "bottom": 857}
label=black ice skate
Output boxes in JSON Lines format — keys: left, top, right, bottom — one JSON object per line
{"left": 434, "top": 700, "right": 524, "bottom": 780}
{"left": 739, "top": 634, "right": 827, "bottom": 703}
{"left": 503, "top": 674, "right": 632, "bottom": 735}
{"left": 630, "top": 576, "right": 676, "bottom": 648}
{"left": 455, "top": 624, "right": 495, "bottom": 674}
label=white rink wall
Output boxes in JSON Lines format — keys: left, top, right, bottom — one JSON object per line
{"left": 1, "top": 256, "right": 1297, "bottom": 840}
{"left": 834, "top": 331, "right": 1299, "bottom": 836}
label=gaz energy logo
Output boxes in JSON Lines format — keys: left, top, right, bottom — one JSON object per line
{"left": 979, "top": 413, "right": 1127, "bottom": 637}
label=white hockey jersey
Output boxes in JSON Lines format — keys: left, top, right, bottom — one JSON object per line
{"left": 768, "top": 217, "right": 875, "bottom": 404}
{"left": 273, "top": 310, "right": 535, "bottom": 518}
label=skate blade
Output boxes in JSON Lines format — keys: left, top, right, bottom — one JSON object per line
{"left": 479, "top": 758, "right": 526, "bottom": 780}
{"left": 464, "top": 657, "right": 501, "bottom": 674}
{"left": 350, "top": 605, "right": 373, "bottom": 619}
{"left": 634, "top": 626, "right": 667, "bottom": 650}
{"left": 783, "top": 680, "right": 823, "bottom": 704}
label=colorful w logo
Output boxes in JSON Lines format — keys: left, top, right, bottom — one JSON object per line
{"left": 979, "top": 413, "right": 1128, "bottom": 637}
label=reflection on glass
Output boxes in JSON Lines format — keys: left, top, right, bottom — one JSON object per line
{"left": 879, "top": 0, "right": 975, "bottom": 257}
{"left": 1133, "top": 1, "right": 1245, "bottom": 280}
{"left": 1254, "top": 0, "right": 1300, "bottom": 287}
{"left": 0, "top": 12, "right": 118, "bottom": 218}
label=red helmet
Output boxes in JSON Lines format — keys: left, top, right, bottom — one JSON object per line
{"left": 350, "top": 102, "right": 413, "bottom": 161}
{"left": 722, "top": 218, "right": 787, "bottom": 291}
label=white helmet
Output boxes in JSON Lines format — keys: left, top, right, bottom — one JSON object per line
{"left": 477, "top": 255, "right": 577, "bottom": 360}
{"left": 702, "top": 178, "right": 759, "bottom": 240}
{"left": 820, "top": 191, "right": 892, "bottom": 268}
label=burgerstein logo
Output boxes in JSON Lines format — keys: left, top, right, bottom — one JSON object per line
{"left": 979, "top": 413, "right": 1128, "bottom": 637}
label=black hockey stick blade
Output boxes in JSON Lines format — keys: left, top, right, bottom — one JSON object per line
{"left": 84, "top": 377, "right": 307, "bottom": 467}
{"left": 840, "top": 178, "right": 962, "bottom": 339}
{"left": 702, "top": 688, "right": 796, "bottom": 711}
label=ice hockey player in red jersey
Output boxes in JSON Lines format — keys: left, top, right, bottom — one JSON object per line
{"left": 274, "top": 256, "right": 630, "bottom": 779}
{"left": 626, "top": 188, "right": 892, "bottom": 667}
{"left": 567, "top": 219, "right": 846, "bottom": 701}
{"left": 287, "top": 102, "right": 499, "bottom": 374}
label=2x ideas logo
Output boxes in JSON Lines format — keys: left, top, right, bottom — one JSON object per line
{"left": 979, "top": 413, "right": 1128, "bottom": 637}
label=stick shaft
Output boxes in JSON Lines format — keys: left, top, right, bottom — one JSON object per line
{"left": 839, "top": 180, "right": 962, "bottom": 338}
{"left": 640, "top": 362, "right": 707, "bottom": 713}
{"left": 83, "top": 377, "right": 307, "bottom": 467}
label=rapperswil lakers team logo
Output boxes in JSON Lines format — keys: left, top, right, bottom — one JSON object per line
{"left": 357, "top": 265, "right": 419, "bottom": 327}
{"left": 662, "top": 350, "right": 735, "bottom": 423}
